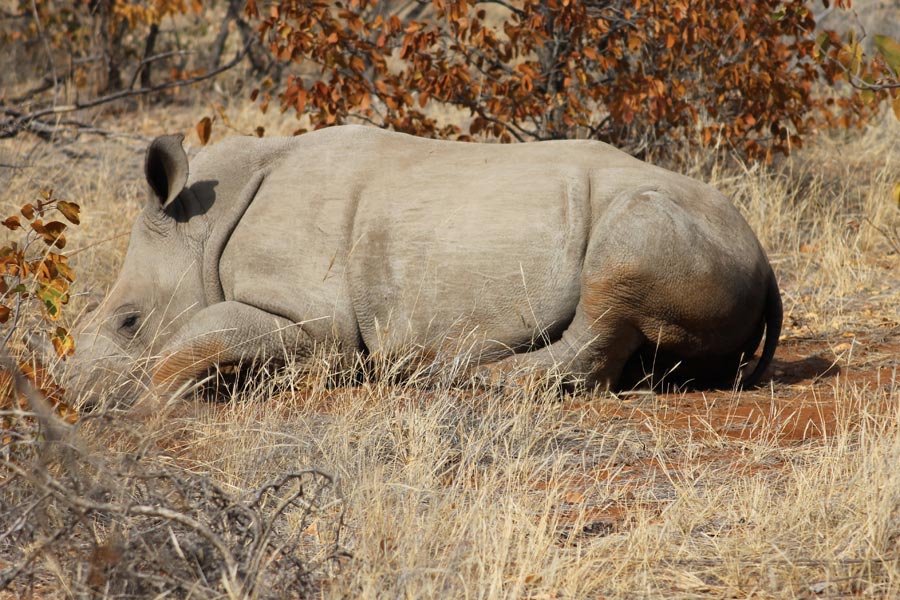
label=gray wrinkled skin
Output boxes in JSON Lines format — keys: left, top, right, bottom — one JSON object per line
{"left": 66, "top": 125, "right": 781, "bottom": 405}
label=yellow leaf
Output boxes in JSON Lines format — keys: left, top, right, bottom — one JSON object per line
{"left": 893, "top": 181, "right": 900, "bottom": 207}
{"left": 838, "top": 41, "right": 863, "bottom": 72}
{"left": 55, "top": 261, "right": 75, "bottom": 282}
{"left": 215, "top": 103, "right": 232, "bottom": 127}
{"left": 52, "top": 327, "right": 74, "bottom": 358}
{"left": 875, "top": 34, "right": 900, "bottom": 73}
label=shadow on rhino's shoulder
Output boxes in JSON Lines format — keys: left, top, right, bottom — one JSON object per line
{"left": 164, "top": 179, "right": 219, "bottom": 222}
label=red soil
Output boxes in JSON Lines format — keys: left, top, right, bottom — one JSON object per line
{"left": 553, "top": 333, "right": 899, "bottom": 535}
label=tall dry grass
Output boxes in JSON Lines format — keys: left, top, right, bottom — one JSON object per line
{"left": 0, "top": 99, "right": 898, "bottom": 597}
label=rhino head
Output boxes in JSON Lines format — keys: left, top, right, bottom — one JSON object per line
{"left": 63, "top": 135, "right": 214, "bottom": 407}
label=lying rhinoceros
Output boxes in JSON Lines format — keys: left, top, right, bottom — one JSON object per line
{"left": 65, "top": 125, "right": 781, "bottom": 403}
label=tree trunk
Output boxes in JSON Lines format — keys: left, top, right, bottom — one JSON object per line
{"left": 140, "top": 23, "right": 160, "bottom": 89}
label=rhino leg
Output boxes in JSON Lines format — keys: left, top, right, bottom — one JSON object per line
{"left": 481, "top": 301, "right": 644, "bottom": 390}
{"left": 153, "top": 301, "right": 317, "bottom": 390}
{"left": 484, "top": 186, "right": 770, "bottom": 391}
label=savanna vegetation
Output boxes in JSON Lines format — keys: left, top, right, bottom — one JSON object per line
{"left": 1, "top": 0, "right": 899, "bottom": 597}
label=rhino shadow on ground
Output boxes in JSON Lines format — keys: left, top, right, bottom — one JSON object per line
{"left": 769, "top": 354, "right": 841, "bottom": 386}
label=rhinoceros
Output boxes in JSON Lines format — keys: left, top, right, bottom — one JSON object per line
{"left": 65, "top": 125, "right": 781, "bottom": 403}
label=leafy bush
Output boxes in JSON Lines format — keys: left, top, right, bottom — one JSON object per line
{"left": 253, "top": 0, "right": 892, "bottom": 160}
{"left": 0, "top": 189, "right": 80, "bottom": 442}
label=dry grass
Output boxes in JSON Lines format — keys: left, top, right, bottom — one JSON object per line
{"left": 1, "top": 96, "right": 899, "bottom": 598}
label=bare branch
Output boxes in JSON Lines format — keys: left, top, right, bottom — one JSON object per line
{"left": 865, "top": 217, "right": 900, "bottom": 255}
{"left": 129, "top": 43, "right": 193, "bottom": 89}
{"left": 7, "top": 76, "right": 54, "bottom": 105}
{"left": 1, "top": 40, "right": 253, "bottom": 139}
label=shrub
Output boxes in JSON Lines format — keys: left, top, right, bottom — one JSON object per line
{"left": 0, "top": 189, "right": 80, "bottom": 448}
{"left": 253, "top": 0, "right": 889, "bottom": 160}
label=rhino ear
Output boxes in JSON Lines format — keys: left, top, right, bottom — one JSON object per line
{"left": 145, "top": 134, "right": 188, "bottom": 209}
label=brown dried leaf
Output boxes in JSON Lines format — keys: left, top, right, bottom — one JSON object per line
{"left": 57, "top": 201, "right": 80, "bottom": 225}
{"left": 43, "top": 221, "right": 66, "bottom": 236}
{"left": 36, "top": 221, "right": 67, "bottom": 247}
{"left": 196, "top": 116, "right": 212, "bottom": 146}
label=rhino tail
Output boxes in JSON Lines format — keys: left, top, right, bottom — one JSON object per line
{"left": 741, "top": 269, "right": 783, "bottom": 389}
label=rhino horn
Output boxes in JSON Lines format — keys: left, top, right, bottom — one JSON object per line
{"left": 152, "top": 339, "right": 226, "bottom": 390}
{"left": 145, "top": 134, "right": 188, "bottom": 209}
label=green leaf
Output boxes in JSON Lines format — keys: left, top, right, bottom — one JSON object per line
{"left": 38, "top": 284, "right": 68, "bottom": 320}
{"left": 874, "top": 34, "right": 900, "bottom": 73}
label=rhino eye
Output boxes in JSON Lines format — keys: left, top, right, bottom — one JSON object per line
{"left": 118, "top": 313, "right": 141, "bottom": 337}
